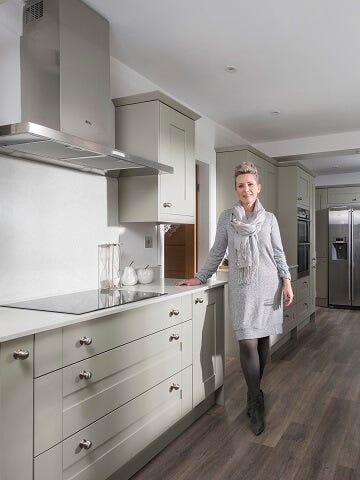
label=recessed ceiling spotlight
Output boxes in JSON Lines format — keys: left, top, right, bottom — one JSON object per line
{"left": 225, "top": 65, "right": 237, "bottom": 73}
{"left": 270, "top": 110, "right": 281, "bottom": 115}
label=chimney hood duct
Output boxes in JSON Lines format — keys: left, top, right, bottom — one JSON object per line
{"left": 0, "top": 0, "right": 173, "bottom": 177}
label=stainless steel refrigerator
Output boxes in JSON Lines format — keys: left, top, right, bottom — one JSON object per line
{"left": 329, "top": 206, "right": 360, "bottom": 306}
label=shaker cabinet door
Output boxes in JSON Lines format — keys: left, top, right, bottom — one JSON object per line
{"left": 159, "top": 103, "right": 195, "bottom": 221}
{"left": 0, "top": 336, "right": 33, "bottom": 480}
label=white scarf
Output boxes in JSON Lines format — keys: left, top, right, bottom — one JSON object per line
{"left": 231, "top": 199, "right": 266, "bottom": 284}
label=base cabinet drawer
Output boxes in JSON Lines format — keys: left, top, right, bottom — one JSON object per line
{"left": 62, "top": 321, "right": 192, "bottom": 438}
{"left": 63, "top": 295, "right": 192, "bottom": 365}
{"left": 35, "top": 366, "right": 192, "bottom": 480}
{"left": 296, "top": 297, "right": 311, "bottom": 323}
{"left": 296, "top": 277, "right": 310, "bottom": 302}
{"left": 283, "top": 305, "right": 297, "bottom": 332}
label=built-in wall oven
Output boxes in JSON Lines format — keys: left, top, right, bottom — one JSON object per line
{"left": 297, "top": 207, "right": 310, "bottom": 278}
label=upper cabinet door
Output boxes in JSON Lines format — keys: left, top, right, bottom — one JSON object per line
{"left": 159, "top": 104, "right": 195, "bottom": 220}
{"left": 297, "top": 170, "right": 311, "bottom": 207}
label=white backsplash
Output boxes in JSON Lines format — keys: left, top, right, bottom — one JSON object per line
{"left": 0, "top": 155, "right": 160, "bottom": 303}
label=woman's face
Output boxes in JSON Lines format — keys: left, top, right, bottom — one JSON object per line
{"left": 235, "top": 173, "right": 261, "bottom": 209}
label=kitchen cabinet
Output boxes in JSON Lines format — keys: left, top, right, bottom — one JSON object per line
{"left": 275, "top": 164, "right": 316, "bottom": 347}
{"left": 297, "top": 169, "right": 312, "bottom": 207}
{"left": 216, "top": 145, "right": 278, "bottom": 216}
{"left": 192, "top": 287, "right": 225, "bottom": 407}
{"left": 0, "top": 336, "right": 33, "bottom": 480}
{"left": 327, "top": 186, "right": 360, "bottom": 205}
{"left": 0, "top": 284, "right": 224, "bottom": 480}
{"left": 113, "top": 91, "right": 200, "bottom": 224}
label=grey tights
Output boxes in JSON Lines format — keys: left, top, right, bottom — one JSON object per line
{"left": 239, "top": 337, "right": 270, "bottom": 396}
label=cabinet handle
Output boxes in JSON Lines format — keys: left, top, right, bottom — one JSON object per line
{"left": 79, "top": 439, "right": 92, "bottom": 450}
{"left": 169, "top": 383, "right": 180, "bottom": 392}
{"left": 169, "top": 334, "right": 180, "bottom": 341}
{"left": 13, "top": 348, "right": 30, "bottom": 360}
{"left": 304, "top": 302, "right": 308, "bottom": 307}
{"left": 284, "top": 314, "right": 290, "bottom": 319}
{"left": 352, "top": 198, "right": 357, "bottom": 201}
{"left": 303, "top": 281, "right": 308, "bottom": 285}
{"left": 298, "top": 196, "right": 302, "bottom": 201}
{"left": 79, "top": 370, "right": 92, "bottom": 380}
{"left": 79, "top": 336, "right": 92, "bottom": 346}
{"left": 169, "top": 309, "right": 179, "bottom": 317}
{"left": 163, "top": 202, "right": 172, "bottom": 208}
{"left": 194, "top": 297, "right": 204, "bottom": 304}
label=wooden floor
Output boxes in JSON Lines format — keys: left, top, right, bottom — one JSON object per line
{"left": 132, "top": 308, "right": 360, "bottom": 480}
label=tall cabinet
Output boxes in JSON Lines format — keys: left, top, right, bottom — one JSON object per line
{"left": 277, "top": 163, "right": 316, "bottom": 332}
{"left": 113, "top": 91, "right": 200, "bottom": 224}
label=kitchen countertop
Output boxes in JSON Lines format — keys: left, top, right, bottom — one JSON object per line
{"left": 0, "top": 278, "right": 226, "bottom": 342}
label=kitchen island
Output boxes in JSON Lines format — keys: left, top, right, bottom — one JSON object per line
{"left": 0, "top": 279, "right": 225, "bottom": 480}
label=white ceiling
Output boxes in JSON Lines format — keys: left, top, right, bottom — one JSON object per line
{"left": 84, "top": 0, "right": 360, "bottom": 174}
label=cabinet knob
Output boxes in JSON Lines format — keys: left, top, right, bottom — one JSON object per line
{"left": 169, "top": 334, "right": 180, "bottom": 341}
{"left": 352, "top": 198, "right": 357, "bottom": 201}
{"left": 169, "top": 309, "right": 179, "bottom": 317}
{"left": 79, "top": 439, "right": 92, "bottom": 450}
{"left": 195, "top": 297, "right": 204, "bottom": 304}
{"left": 79, "top": 370, "right": 92, "bottom": 380}
{"left": 298, "top": 196, "right": 302, "bottom": 201}
{"left": 304, "top": 302, "right": 308, "bottom": 307}
{"left": 79, "top": 336, "right": 92, "bottom": 346}
{"left": 13, "top": 348, "right": 30, "bottom": 360}
{"left": 163, "top": 202, "right": 172, "bottom": 208}
{"left": 284, "top": 314, "right": 290, "bottom": 319}
{"left": 169, "top": 383, "right": 180, "bottom": 392}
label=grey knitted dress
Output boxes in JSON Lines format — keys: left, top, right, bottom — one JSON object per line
{"left": 195, "top": 208, "right": 291, "bottom": 340}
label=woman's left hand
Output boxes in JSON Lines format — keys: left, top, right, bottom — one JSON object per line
{"left": 283, "top": 279, "right": 294, "bottom": 307}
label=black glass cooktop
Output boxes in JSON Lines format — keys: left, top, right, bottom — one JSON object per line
{"left": 1, "top": 289, "right": 167, "bottom": 315}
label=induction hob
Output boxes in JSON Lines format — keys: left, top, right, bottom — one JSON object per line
{"left": 1, "top": 289, "right": 167, "bottom": 315}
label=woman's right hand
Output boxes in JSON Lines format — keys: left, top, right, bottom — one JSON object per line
{"left": 175, "top": 277, "right": 202, "bottom": 286}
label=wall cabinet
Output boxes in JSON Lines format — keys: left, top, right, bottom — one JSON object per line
{"left": 216, "top": 146, "right": 278, "bottom": 216}
{"left": 113, "top": 92, "right": 200, "bottom": 224}
{"left": 327, "top": 186, "right": 360, "bottom": 205}
{"left": 1, "top": 286, "right": 224, "bottom": 480}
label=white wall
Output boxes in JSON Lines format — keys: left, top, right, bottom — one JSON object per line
{"left": 0, "top": 6, "right": 245, "bottom": 302}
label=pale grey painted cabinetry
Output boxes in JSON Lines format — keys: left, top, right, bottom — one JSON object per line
{"left": 0, "top": 336, "right": 33, "bottom": 480}
{"left": 275, "top": 164, "right": 316, "bottom": 348}
{"left": 1, "top": 287, "right": 224, "bottom": 480}
{"left": 113, "top": 92, "right": 200, "bottom": 224}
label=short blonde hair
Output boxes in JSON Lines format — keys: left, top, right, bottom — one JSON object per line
{"left": 234, "top": 162, "right": 259, "bottom": 185}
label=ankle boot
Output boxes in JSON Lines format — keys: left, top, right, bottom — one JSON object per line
{"left": 247, "top": 389, "right": 264, "bottom": 417}
{"left": 250, "top": 392, "right": 265, "bottom": 436}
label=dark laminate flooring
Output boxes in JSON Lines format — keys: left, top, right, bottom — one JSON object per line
{"left": 132, "top": 308, "right": 360, "bottom": 480}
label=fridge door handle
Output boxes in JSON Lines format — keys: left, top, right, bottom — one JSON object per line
{"left": 350, "top": 208, "right": 353, "bottom": 304}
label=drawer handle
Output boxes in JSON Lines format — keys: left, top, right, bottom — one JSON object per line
{"left": 353, "top": 198, "right": 357, "bottom": 201}
{"left": 79, "top": 336, "right": 92, "bottom": 346}
{"left": 195, "top": 297, "right": 204, "bottom": 304}
{"left": 163, "top": 202, "right": 172, "bottom": 208}
{"left": 169, "top": 334, "right": 180, "bottom": 341}
{"left": 13, "top": 348, "right": 30, "bottom": 360}
{"left": 169, "top": 383, "right": 180, "bottom": 392}
{"left": 79, "top": 439, "right": 92, "bottom": 450}
{"left": 79, "top": 370, "right": 92, "bottom": 380}
{"left": 169, "top": 309, "right": 179, "bottom": 317}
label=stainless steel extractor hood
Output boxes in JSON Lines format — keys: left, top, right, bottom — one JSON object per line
{"left": 0, "top": 122, "right": 173, "bottom": 177}
{"left": 0, "top": 0, "right": 173, "bottom": 177}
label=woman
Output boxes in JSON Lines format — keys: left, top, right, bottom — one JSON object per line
{"left": 176, "top": 161, "right": 293, "bottom": 435}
